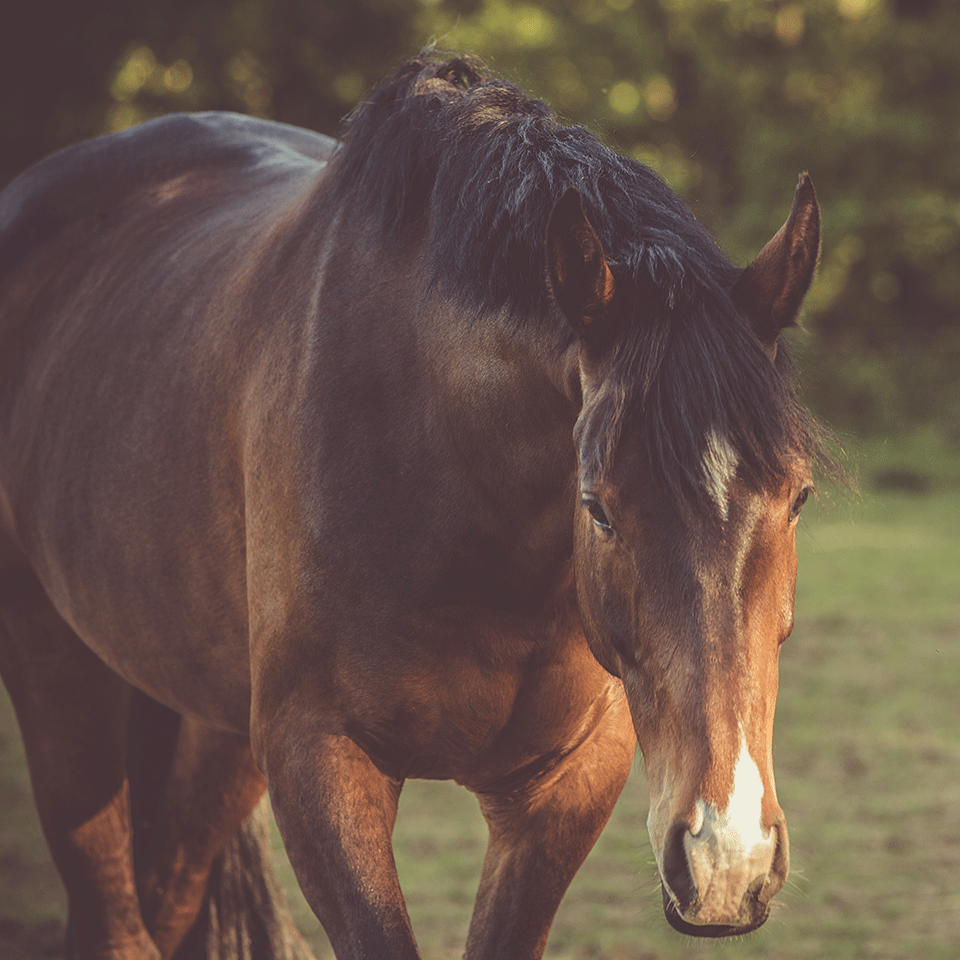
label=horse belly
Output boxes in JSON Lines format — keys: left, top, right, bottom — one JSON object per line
{"left": 0, "top": 308, "right": 257, "bottom": 732}
{"left": 4, "top": 501, "right": 254, "bottom": 733}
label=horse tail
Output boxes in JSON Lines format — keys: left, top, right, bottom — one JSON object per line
{"left": 179, "top": 802, "right": 315, "bottom": 960}
{"left": 126, "top": 689, "right": 315, "bottom": 960}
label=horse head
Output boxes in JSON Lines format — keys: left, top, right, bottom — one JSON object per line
{"left": 547, "top": 176, "right": 820, "bottom": 935}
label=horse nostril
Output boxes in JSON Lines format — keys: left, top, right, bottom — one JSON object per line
{"left": 661, "top": 822, "right": 696, "bottom": 912}
{"left": 758, "top": 822, "right": 790, "bottom": 907}
{"left": 659, "top": 814, "right": 787, "bottom": 936}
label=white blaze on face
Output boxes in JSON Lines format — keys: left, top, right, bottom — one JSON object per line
{"left": 682, "top": 731, "right": 775, "bottom": 922}
{"left": 702, "top": 430, "right": 739, "bottom": 521}
{"left": 691, "top": 733, "right": 770, "bottom": 852}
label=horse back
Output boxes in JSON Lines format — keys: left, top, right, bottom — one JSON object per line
{"left": 0, "top": 112, "right": 335, "bottom": 283}
{"left": 0, "top": 114, "right": 337, "bottom": 728}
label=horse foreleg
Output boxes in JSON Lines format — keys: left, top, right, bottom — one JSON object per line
{"left": 261, "top": 732, "right": 420, "bottom": 960}
{"left": 0, "top": 571, "right": 158, "bottom": 960}
{"left": 465, "top": 696, "right": 636, "bottom": 960}
{"left": 136, "top": 719, "right": 268, "bottom": 959}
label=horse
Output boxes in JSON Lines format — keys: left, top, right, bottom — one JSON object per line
{"left": 0, "top": 54, "right": 828, "bottom": 960}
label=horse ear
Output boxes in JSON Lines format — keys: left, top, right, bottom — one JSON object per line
{"left": 733, "top": 174, "right": 820, "bottom": 360}
{"left": 546, "top": 186, "right": 617, "bottom": 351}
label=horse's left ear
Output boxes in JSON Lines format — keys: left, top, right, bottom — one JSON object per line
{"left": 546, "top": 186, "right": 617, "bottom": 352}
{"left": 733, "top": 174, "right": 820, "bottom": 360}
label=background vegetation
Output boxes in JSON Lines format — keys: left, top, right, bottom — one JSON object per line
{"left": 1, "top": 1, "right": 957, "bottom": 958}
{"left": 2, "top": 0, "right": 958, "bottom": 440}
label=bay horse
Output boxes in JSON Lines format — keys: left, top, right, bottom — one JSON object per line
{"left": 0, "top": 54, "right": 827, "bottom": 960}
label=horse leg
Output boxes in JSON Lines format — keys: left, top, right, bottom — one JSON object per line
{"left": 465, "top": 696, "right": 636, "bottom": 960}
{"left": 124, "top": 689, "right": 314, "bottom": 960}
{"left": 0, "top": 570, "right": 158, "bottom": 960}
{"left": 261, "top": 732, "right": 419, "bottom": 960}
{"left": 186, "top": 799, "right": 316, "bottom": 960}
{"left": 136, "top": 717, "right": 269, "bottom": 959}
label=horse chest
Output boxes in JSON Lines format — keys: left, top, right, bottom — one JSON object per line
{"left": 333, "top": 606, "right": 620, "bottom": 786}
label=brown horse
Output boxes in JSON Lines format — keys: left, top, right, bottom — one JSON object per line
{"left": 0, "top": 55, "right": 827, "bottom": 959}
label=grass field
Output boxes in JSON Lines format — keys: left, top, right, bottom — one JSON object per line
{"left": 2, "top": 430, "right": 958, "bottom": 959}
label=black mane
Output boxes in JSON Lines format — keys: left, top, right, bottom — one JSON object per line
{"left": 330, "top": 55, "right": 739, "bottom": 321}
{"left": 328, "top": 54, "right": 830, "bottom": 507}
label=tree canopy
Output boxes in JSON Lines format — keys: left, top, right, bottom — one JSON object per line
{"left": 2, "top": 0, "right": 956, "bottom": 434}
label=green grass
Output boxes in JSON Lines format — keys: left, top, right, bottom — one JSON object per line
{"left": 0, "top": 695, "right": 68, "bottom": 931}
{"left": 2, "top": 430, "right": 959, "bottom": 958}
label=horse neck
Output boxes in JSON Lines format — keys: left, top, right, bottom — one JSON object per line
{"left": 416, "top": 296, "right": 584, "bottom": 607}
{"left": 315, "top": 216, "right": 583, "bottom": 499}
{"left": 298, "top": 215, "right": 585, "bottom": 604}
{"left": 424, "top": 289, "right": 582, "bottom": 476}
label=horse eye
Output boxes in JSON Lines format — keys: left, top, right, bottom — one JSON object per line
{"left": 581, "top": 497, "right": 613, "bottom": 533}
{"left": 789, "top": 487, "right": 810, "bottom": 522}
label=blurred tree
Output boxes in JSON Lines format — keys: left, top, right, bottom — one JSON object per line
{"left": 411, "top": 0, "right": 959, "bottom": 355}
{"left": 2, "top": 0, "right": 957, "bottom": 433}
{"left": 0, "top": 0, "right": 426, "bottom": 185}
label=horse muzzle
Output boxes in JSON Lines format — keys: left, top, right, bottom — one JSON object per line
{"left": 657, "top": 811, "right": 789, "bottom": 937}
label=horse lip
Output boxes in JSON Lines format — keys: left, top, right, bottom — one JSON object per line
{"left": 660, "top": 881, "right": 772, "bottom": 938}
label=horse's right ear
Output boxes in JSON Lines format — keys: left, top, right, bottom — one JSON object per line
{"left": 733, "top": 174, "right": 821, "bottom": 360}
{"left": 546, "top": 187, "right": 617, "bottom": 351}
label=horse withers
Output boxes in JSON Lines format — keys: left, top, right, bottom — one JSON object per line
{"left": 0, "top": 55, "right": 828, "bottom": 959}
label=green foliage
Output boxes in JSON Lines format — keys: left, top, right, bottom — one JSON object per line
{"left": 2, "top": 0, "right": 956, "bottom": 435}
{"left": 790, "top": 337, "right": 960, "bottom": 438}
{"left": 411, "top": 0, "right": 959, "bottom": 358}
